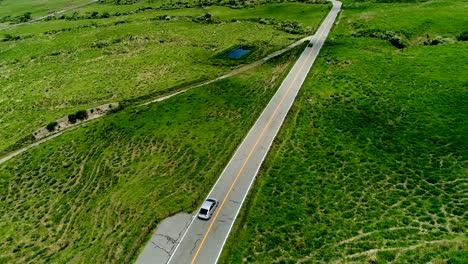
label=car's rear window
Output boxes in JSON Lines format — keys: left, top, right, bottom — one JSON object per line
{"left": 200, "top": 208, "right": 208, "bottom": 214}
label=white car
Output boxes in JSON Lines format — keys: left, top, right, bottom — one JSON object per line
{"left": 198, "top": 198, "right": 218, "bottom": 220}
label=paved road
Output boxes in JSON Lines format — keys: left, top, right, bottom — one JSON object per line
{"left": 167, "top": 1, "right": 342, "bottom": 264}
{"left": 0, "top": 36, "right": 311, "bottom": 166}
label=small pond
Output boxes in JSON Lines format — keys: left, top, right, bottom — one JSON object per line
{"left": 225, "top": 47, "right": 253, "bottom": 59}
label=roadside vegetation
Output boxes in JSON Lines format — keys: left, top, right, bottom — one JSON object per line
{"left": 0, "top": 45, "right": 304, "bottom": 263}
{"left": 0, "top": 0, "right": 328, "bottom": 155}
{"left": 222, "top": 0, "right": 468, "bottom": 263}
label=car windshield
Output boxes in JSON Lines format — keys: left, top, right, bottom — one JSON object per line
{"left": 200, "top": 208, "right": 208, "bottom": 215}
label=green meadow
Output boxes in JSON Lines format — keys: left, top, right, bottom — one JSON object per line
{"left": 0, "top": 1, "right": 328, "bottom": 153}
{"left": 0, "top": 45, "right": 304, "bottom": 263}
{"left": 222, "top": 0, "right": 468, "bottom": 263}
{"left": 0, "top": 0, "right": 91, "bottom": 26}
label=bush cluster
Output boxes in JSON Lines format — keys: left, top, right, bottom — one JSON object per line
{"left": 46, "top": 122, "right": 58, "bottom": 132}
{"left": 457, "top": 31, "right": 468, "bottom": 41}
{"left": 68, "top": 110, "right": 88, "bottom": 124}
{"left": 253, "top": 18, "right": 305, "bottom": 34}
{"left": 353, "top": 29, "right": 409, "bottom": 49}
{"left": 0, "top": 12, "right": 32, "bottom": 24}
{"left": 2, "top": 34, "right": 21, "bottom": 42}
{"left": 192, "top": 13, "right": 214, "bottom": 23}
{"left": 159, "top": 0, "right": 325, "bottom": 10}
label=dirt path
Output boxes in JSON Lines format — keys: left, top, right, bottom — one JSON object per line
{"left": 0, "top": 36, "right": 311, "bottom": 166}
{"left": 141, "top": 35, "right": 311, "bottom": 106}
{"left": 0, "top": 0, "right": 99, "bottom": 31}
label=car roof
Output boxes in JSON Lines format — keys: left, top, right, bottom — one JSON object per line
{"left": 201, "top": 198, "right": 216, "bottom": 209}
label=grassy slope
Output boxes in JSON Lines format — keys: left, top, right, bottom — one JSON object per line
{"left": 0, "top": 45, "right": 304, "bottom": 263}
{"left": 0, "top": 0, "right": 90, "bottom": 20}
{"left": 222, "top": 0, "right": 468, "bottom": 263}
{"left": 67, "top": 2, "right": 330, "bottom": 26}
{"left": 0, "top": 2, "right": 328, "bottom": 153}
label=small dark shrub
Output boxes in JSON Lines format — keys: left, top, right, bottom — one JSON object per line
{"left": 17, "top": 12, "right": 32, "bottom": 23}
{"left": 68, "top": 114, "right": 77, "bottom": 124}
{"left": 91, "top": 41, "right": 108, "bottom": 48}
{"left": 101, "top": 12, "right": 110, "bottom": 18}
{"left": 2, "top": 34, "right": 20, "bottom": 42}
{"left": 46, "top": 122, "right": 58, "bottom": 132}
{"left": 192, "top": 13, "right": 214, "bottom": 23}
{"left": 108, "top": 105, "right": 124, "bottom": 114}
{"left": 457, "top": 31, "right": 468, "bottom": 41}
{"left": 75, "top": 110, "right": 88, "bottom": 121}
{"left": 430, "top": 38, "right": 443, "bottom": 45}
{"left": 90, "top": 11, "right": 99, "bottom": 19}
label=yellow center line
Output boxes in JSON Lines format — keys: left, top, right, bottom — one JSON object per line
{"left": 190, "top": 15, "right": 333, "bottom": 264}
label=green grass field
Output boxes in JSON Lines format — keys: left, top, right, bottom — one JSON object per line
{"left": 63, "top": 2, "right": 330, "bottom": 26}
{"left": 0, "top": 0, "right": 91, "bottom": 26}
{"left": 0, "top": 1, "right": 328, "bottom": 154}
{"left": 0, "top": 44, "right": 304, "bottom": 263}
{"left": 221, "top": 0, "right": 468, "bottom": 263}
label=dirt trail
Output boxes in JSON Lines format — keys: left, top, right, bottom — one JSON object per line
{"left": 0, "top": 0, "right": 99, "bottom": 31}
{"left": 142, "top": 36, "right": 311, "bottom": 106}
{"left": 0, "top": 36, "right": 311, "bottom": 165}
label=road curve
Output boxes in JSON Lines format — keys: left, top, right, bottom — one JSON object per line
{"left": 167, "top": 1, "right": 342, "bottom": 263}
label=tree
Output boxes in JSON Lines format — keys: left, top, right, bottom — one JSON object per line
{"left": 46, "top": 122, "right": 58, "bottom": 132}
{"left": 18, "top": 12, "right": 32, "bottom": 23}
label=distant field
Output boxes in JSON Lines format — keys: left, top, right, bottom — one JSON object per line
{"left": 0, "top": 45, "right": 304, "bottom": 263}
{"left": 64, "top": 2, "right": 330, "bottom": 26}
{"left": 0, "top": 2, "right": 328, "bottom": 153}
{"left": 0, "top": 0, "right": 91, "bottom": 24}
{"left": 222, "top": 0, "right": 468, "bottom": 263}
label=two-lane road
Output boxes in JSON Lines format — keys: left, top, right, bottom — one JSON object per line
{"left": 168, "top": 1, "right": 342, "bottom": 263}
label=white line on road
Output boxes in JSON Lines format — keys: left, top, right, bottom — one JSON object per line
{"left": 166, "top": 1, "right": 342, "bottom": 263}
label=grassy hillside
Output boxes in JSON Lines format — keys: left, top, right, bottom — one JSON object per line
{"left": 0, "top": 0, "right": 91, "bottom": 25}
{"left": 222, "top": 0, "right": 468, "bottom": 263}
{"left": 0, "top": 45, "right": 304, "bottom": 263}
{"left": 0, "top": 1, "right": 328, "bottom": 153}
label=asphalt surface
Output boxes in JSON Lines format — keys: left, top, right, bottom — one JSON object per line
{"left": 167, "top": 1, "right": 342, "bottom": 264}
{"left": 0, "top": 35, "right": 311, "bottom": 166}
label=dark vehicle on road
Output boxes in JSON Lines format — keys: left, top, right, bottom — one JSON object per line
{"left": 198, "top": 198, "right": 218, "bottom": 220}
{"left": 308, "top": 42, "right": 314, "bottom": 47}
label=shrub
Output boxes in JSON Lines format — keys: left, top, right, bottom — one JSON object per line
{"left": 0, "top": 15, "right": 12, "bottom": 23}
{"left": 101, "top": 12, "right": 110, "bottom": 18}
{"left": 46, "top": 122, "right": 58, "bottom": 132}
{"left": 68, "top": 114, "right": 77, "bottom": 124}
{"left": 108, "top": 105, "right": 124, "bottom": 114}
{"left": 17, "top": 12, "right": 32, "bottom": 23}
{"left": 75, "top": 110, "right": 88, "bottom": 121}
{"left": 68, "top": 110, "right": 87, "bottom": 124}
{"left": 192, "top": 13, "right": 214, "bottom": 23}
{"left": 90, "top": 11, "right": 99, "bottom": 19}
{"left": 457, "top": 31, "right": 468, "bottom": 41}
{"left": 354, "top": 29, "right": 408, "bottom": 49}
{"left": 2, "top": 34, "right": 20, "bottom": 42}
{"left": 91, "top": 41, "right": 109, "bottom": 48}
